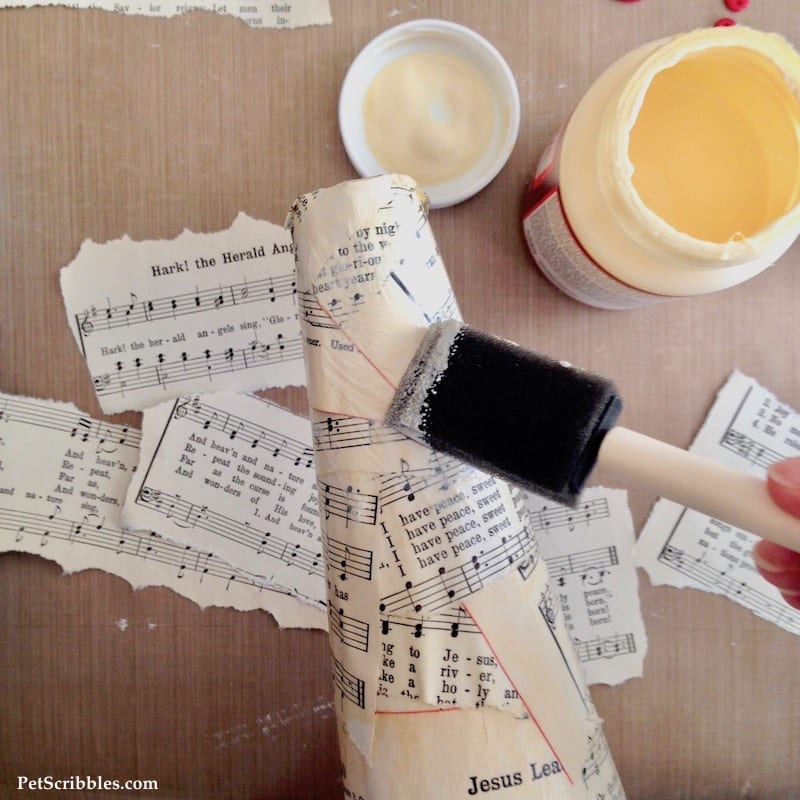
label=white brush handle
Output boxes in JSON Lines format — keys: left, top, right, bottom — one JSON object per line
{"left": 597, "top": 426, "right": 800, "bottom": 554}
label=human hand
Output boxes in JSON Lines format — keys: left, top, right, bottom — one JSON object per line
{"left": 752, "top": 457, "right": 800, "bottom": 610}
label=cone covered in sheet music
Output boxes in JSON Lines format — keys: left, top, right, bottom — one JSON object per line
{"left": 287, "top": 175, "right": 625, "bottom": 799}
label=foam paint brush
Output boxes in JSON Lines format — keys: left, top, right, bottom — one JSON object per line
{"left": 386, "top": 320, "right": 800, "bottom": 553}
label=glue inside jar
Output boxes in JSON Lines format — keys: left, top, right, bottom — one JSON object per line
{"left": 522, "top": 27, "right": 800, "bottom": 309}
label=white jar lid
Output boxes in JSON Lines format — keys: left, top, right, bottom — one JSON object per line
{"left": 339, "top": 19, "right": 520, "bottom": 208}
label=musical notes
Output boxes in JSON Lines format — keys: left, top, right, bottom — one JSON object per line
{"left": 581, "top": 728, "right": 611, "bottom": 786}
{"left": 717, "top": 381, "right": 794, "bottom": 472}
{"left": 657, "top": 543, "right": 800, "bottom": 634}
{"left": 60, "top": 214, "right": 305, "bottom": 413}
{"left": 327, "top": 536, "right": 373, "bottom": 582}
{"left": 170, "top": 395, "right": 315, "bottom": 470}
{"left": 538, "top": 585, "right": 558, "bottom": 628}
{"left": 574, "top": 633, "right": 637, "bottom": 664}
{"left": 378, "top": 524, "right": 537, "bottom": 616}
{"left": 529, "top": 497, "right": 610, "bottom": 533}
{"left": 297, "top": 289, "right": 369, "bottom": 330}
{"left": 721, "top": 428, "right": 779, "bottom": 470}
{"left": 329, "top": 604, "right": 370, "bottom": 652}
{"left": 379, "top": 456, "right": 475, "bottom": 509}
{"left": 0, "top": 390, "right": 326, "bottom": 628}
{"left": 319, "top": 482, "right": 378, "bottom": 527}
{"left": 74, "top": 273, "right": 297, "bottom": 338}
{"left": 311, "top": 412, "right": 407, "bottom": 452}
{"left": 0, "top": 393, "right": 140, "bottom": 453}
{"left": 296, "top": 258, "right": 384, "bottom": 332}
{"left": 122, "top": 391, "right": 325, "bottom": 608}
{"left": 330, "top": 654, "right": 366, "bottom": 710}
{"left": 289, "top": 177, "right": 620, "bottom": 786}
{"left": 378, "top": 607, "right": 480, "bottom": 638}
{"left": 545, "top": 546, "right": 619, "bottom": 586}
{"left": 91, "top": 337, "right": 304, "bottom": 400}
{"left": 288, "top": 174, "right": 629, "bottom": 787}
{"left": 430, "top": 289, "right": 459, "bottom": 323}
{"left": 134, "top": 481, "right": 324, "bottom": 599}
{"left": 527, "top": 486, "right": 648, "bottom": 686}
{"left": 0, "top": 505, "right": 304, "bottom": 604}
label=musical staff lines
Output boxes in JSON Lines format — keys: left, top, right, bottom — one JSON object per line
{"left": 0, "top": 394, "right": 140, "bottom": 452}
{"left": 546, "top": 546, "right": 619, "bottom": 584}
{"left": 379, "top": 457, "right": 475, "bottom": 508}
{"left": 312, "top": 413, "right": 407, "bottom": 452}
{"left": 528, "top": 498, "right": 610, "bottom": 533}
{"left": 530, "top": 487, "right": 648, "bottom": 685}
{"left": 319, "top": 482, "right": 378, "bottom": 526}
{"left": 720, "top": 428, "right": 782, "bottom": 471}
{"left": 658, "top": 543, "right": 800, "bottom": 634}
{"left": 387, "top": 268, "right": 458, "bottom": 325}
{"left": 429, "top": 289, "right": 459, "bottom": 323}
{"left": 380, "top": 606, "right": 479, "bottom": 638}
{"left": 172, "top": 396, "right": 314, "bottom": 469}
{"left": 378, "top": 525, "right": 537, "bottom": 616}
{"left": 538, "top": 585, "right": 558, "bottom": 629}
{"left": 636, "top": 374, "right": 800, "bottom": 640}
{"left": 76, "top": 273, "right": 296, "bottom": 339}
{"left": 538, "top": 585, "right": 589, "bottom": 711}
{"left": 329, "top": 604, "right": 370, "bottom": 652}
{"left": 574, "top": 633, "right": 637, "bottom": 664}
{"left": 1, "top": 505, "right": 291, "bottom": 597}
{"left": 327, "top": 536, "right": 373, "bottom": 581}
{"left": 386, "top": 180, "right": 428, "bottom": 240}
{"left": 297, "top": 289, "right": 367, "bottom": 330}
{"left": 136, "top": 486, "right": 325, "bottom": 588}
{"left": 717, "top": 383, "right": 795, "bottom": 469}
{"left": 92, "top": 336, "right": 303, "bottom": 398}
{"left": 331, "top": 654, "right": 366, "bottom": 710}
{"left": 582, "top": 729, "right": 611, "bottom": 786}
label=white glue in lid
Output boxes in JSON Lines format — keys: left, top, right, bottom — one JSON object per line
{"left": 339, "top": 19, "right": 520, "bottom": 208}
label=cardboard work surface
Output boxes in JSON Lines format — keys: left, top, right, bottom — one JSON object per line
{"left": 1, "top": 1, "right": 799, "bottom": 798}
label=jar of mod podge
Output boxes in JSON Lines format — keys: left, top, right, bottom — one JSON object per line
{"left": 521, "top": 26, "right": 800, "bottom": 310}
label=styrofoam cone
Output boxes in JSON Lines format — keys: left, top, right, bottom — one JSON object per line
{"left": 288, "top": 174, "right": 625, "bottom": 799}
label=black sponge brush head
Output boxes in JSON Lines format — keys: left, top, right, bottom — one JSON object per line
{"left": 386, "top": 321, "right": 622, "bottom": 506}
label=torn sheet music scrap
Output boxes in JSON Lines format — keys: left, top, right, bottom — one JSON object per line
{"left": 121, "top": 392, "right": 325, "bottom": 609}
{"left": 60, "top": 213, "right": 304, "bottom": 414}
{"left": 636, "top": 370, "right": 800, "bottom": 635}
{"left": 526, "top": 487, "right": 647, "bottom": 687}
{"left": 0, "top": 390, "right": 325, "bottom": 628}
{"left": 0, "top": 1, "right": 332, "bottom": 28}
{"left": 289, "top": 175, "right": 625, "bottom": 799}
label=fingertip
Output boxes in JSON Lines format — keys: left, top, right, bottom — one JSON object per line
{"left": 768, "top": 456, "right": 800, "bottom": 487}
{"left": 780, "top": 590, "right": 800, "bottom": 611}
{"left": 752, "top": 539, "right": 800, "bottom": 573}
{"left": 767, "top": 457, "right": 800, "bottom": 518}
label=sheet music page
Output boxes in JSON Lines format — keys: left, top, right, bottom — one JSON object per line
{"left": 0, "top": 390, "right": 326, "bottom": 628}
{"left": 525, "top": 487, "right": 647, "bottom": 687}
{"left": 288, "top": 175, "right": 625, "bottom": 799}
{"left": 0, "top": 1, "right": 332, "bottom": 28}
{"left": 60, "top": 212, "right": 305, "bottom": 414}
{"left": 122, "top": 391, "right": 325, "bottom": 610}
{"left": 636, "top": 370, "right": 800, "bottom": 635}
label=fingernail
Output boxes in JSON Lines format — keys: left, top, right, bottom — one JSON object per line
{"left": 767, "top": 457, "right": 800, "bottom": 491}
{"left": 753, "top": 552, "right": 783, "bottom": 573}
{"left": 752, "top": 541, "right": 800, "bottom": 573}
{"left": 781, "top": 591, "right": 800, "bottom": 611}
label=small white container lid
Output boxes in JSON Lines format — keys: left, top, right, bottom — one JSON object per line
{"left": 338, "top": 19, "right": 521, "bottom": 208}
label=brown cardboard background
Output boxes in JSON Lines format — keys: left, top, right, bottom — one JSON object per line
{"left": 1, "top": 2, "right": 798, "bottom": 797}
